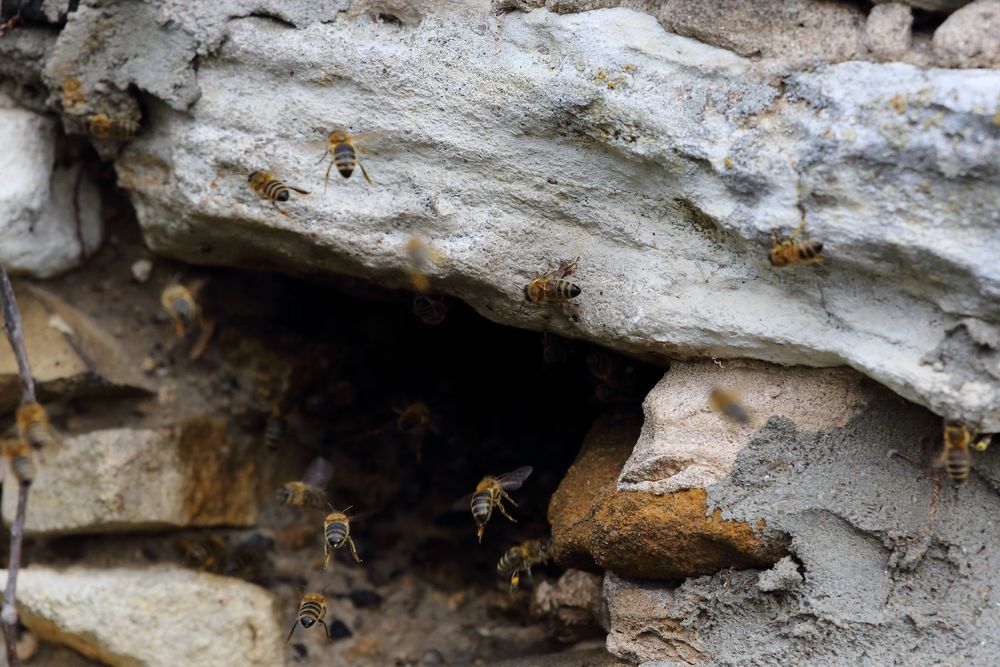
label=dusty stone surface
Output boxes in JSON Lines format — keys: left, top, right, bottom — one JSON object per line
{"left": 604, "top": 392, "right": 1000, "bottom": 665}
{"left": 865, "top": 3, "right": 912, "bottom": 61}
{"left": 1, "top": 417, "right": 257, "bottom": 534}
{"left": 755, "top": 555, "right": 803, "bottom": 593}
{"left": 619, "top": 361, "right": 878, "bottom": 495}
{"left": 0, "top": 284, "right": 152, "bottom": 409}
{"left": 548, "top": 414, "right": 784, "bottom": 580}
{"left": 0, "top": 94, "right": 102, "bottom": 278}
{"left": 933, "top": 0, "right": 1000, "bottom": 68}
{"left": 875, "top": 0, "right": 971, "bottom": 10}
{"left": 7, "top": 566, "right": 282, "bottom": 667}
{"left": 530, "top": 569, "right": 607, "bottom": 643}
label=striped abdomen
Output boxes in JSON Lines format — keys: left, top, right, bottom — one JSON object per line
{"left": 471, "top": 489, "right": 494, "bottom": 526}
{"left": 333, "top": 143, "right": 357, "bottom": 178}
{"left": 11, "top": 454, "right": 35, "bottom": 484}
{"left": 770, "top": 240, "right": 823, "bottom": 267}
{"left": 298, "top": 598, "right": 325, "bottom": 628}
{"left": 945, "top": 446, "right": 970, "bottom": 483}
{"left": 497, "top": 547, "right": 523, "bottom": 576}
{"left": 526, "top": 278, "right": 582, "bottom": 304}
{"left": 264, "top": 414, "right": 285, "bottom": 449}
{"left": 325, "top": 520, "right": 348, "bottom": 548}
{"left": 255, "top": 176, "right": 291, "bottom": 202}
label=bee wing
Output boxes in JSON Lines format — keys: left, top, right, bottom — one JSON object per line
{"left": 496, "top": 466, "right": 533, "bottom": 491}
{"left": 450, "top": 492, "right": 475, "bottom": 511}
{"left": 352, "top": 129, "right": 386, "bottom": 149}
{"left": 302, "top": 457, "right": 335, "bottom": 488}
{"left": 346, "top": 510, "right": 376, "bottom": 523}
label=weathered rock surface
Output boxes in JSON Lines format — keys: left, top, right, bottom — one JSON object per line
{"left": 6, "top": 566, "right": 282, "bottom": 667}
{"left": 530, "top": 569, "right": 607, "bottom": 643}
{"left": 865, "top": 2, "right": 912, "bottom": 61}
{"left": 933, "top": 0, "right": 1000, "bottom": 68}
{"left": 604, "top": 388, "right": 1000, "bottom": 665}
{"left": 0, "top": 94, "right": 102, "bottom": 278}
{"left": 618, "top": 360, "right": 880, "bottom": 495}
{"left": 1, "top": 417, "right": 257, "bottom": 534}
{"left": 548, "top": 414, "right": 784, "bottom": 580}
{"left": 874, "top": 0, "right": 972, "bottom": 10}
{"left": 0, "top": 284, "right": 152, "bottom": 410}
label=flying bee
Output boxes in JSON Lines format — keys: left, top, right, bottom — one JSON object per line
{"left": 276, "top": 457, "right": 335, "bottom": 509}
{"left": 411, "top": 294, "right": 450, "bottom": 325}
{"left": 317, "top": 130, "right": 373, "bottom": 191}
{"left": 247, "top": 171, "right": 309, "bottom": 216}
{"left": 939, "top": 419, "right": 972, "bottom": 484}
{"left": 160, "top": 282, "right": 202, "bottom": 337}
{"left": 525, "top": 258, "right": 581, "bottom": 304}
{"left": 176, "top": 535, "right": 227, "bottom": 573}
{"left": 16, "top": 401, "right": 57, "bottom": 450}
{"left": 394, "top": 402, "right": 438, "bottom": 438}
{"left": 497, "top": 539, "right": 552, "bottom": 592}
{"left": 709, "top": 388, "right": 750, "bottom": 425}
{"left": 323, "top": 506, "right": 368, "bottom": 569}
{"left": 404, "top": 236, "right": 443, "bottom": 294}
{"left": 285, "top": 592, "right": 334, "bottom": 644}
{"left": 2, "top": 439, "right": 36, "bottom": 485}
{"left": 768, "top": 221, "right": 823, "bottom": 267}
{"left": 471, "top": 466, "right": 533, "bottom": 543}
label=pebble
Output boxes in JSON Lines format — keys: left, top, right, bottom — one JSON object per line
{"left": 131, "top": 258, "right": 154, "bottom": 283}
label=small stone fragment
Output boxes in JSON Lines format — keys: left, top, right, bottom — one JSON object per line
{"left": 131, "top": 258, "right": 154, "bottom": 283}
{"left": 865, "top": 3, "right": 912, "bottom": 61}
{"left": 933, "top": 0, "right": 1000, "bottom": 68}
{"left": 757, "top": 556, "right": 804, "bottom": 593}
{"left": 530, "top": 569, "right": 606, "bottom": 643}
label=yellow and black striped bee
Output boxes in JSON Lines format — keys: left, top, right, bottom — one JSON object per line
{"left": 86, "top": 112, "right": 139, "bottom": 140}
{"left": 285, "top": 592, "right": 334, "bottom": 644}
{"left": 247, "top": 171, "right": 309, "bottom": 216}
{"left": 318, "top": 130, "right": 373, "bottom": 191}
{"left": 412, "top": 294, "right": 450, "bottom": 326}
{"left": 471, "top": 466, "right": 533, "bottom": 543}
{"left": 176, "top": 535, "right": 228, "bottom": 573}
{"left": 768, "top": 224, "right": 823, "bottom": 267}
{"left": 160, "top": 282, "right": 201, "bottom": 338}
{"left": 323, "top": 507, "right": 367, "bottom": 569}
{"left": 16, "top": 402, "right": 57, "bottom": 450}
{"left": 276, "top": 457, "right": 334, "bottom": 509}
{"left": 2, "top": 438, "right": 36, "bottom": 485}
{"left": 939, "top": 419, "right": 972, "bottom": 484}
{"left": 709, "top": 388, "right": 750, "bottom": 425}
{"left": 525, "top": 258, "right": 581, "bottom": 304}
{"left": 497, "top": 539, "right": 552, "bottom": 592}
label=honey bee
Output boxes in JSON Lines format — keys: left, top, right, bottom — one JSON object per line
{"left": 768, "top": 222, "right": 823, "bottom": 267}
{"left": 323, "top": 506, "right": 366, "bottom": 569}
{"left": 2, "top": 438, "right": 36, "bottom": 485}
{"left": 972, "top": 433, "right": 992, "bottom": 452}
{"left": 497, "top": 539, "right": 552, "bottom": 592}
{"left": 16, "top": 402, "right": 57, "bottom": 449}
{"left": 404, "top": 236, "right": 443, "bottom": 294}
{"left": 285, "top": 592, "right": 334, "bottom": 644}
{"left": 525, "top": 258, "right": 581, "bottom": 304}
{"left": 160, "top": 282, "right": 202, "bottom": 337}
{"left": 471, "top": 466, "right": 533, "bottom": 543}
{"left": 411, "top": 294, "right": 450, "bottom": 326}
{"left": 394, "top": 402, "right": 437, "bottom": 438}
{"left": 276, "top": 457, "right": 335, "bottom": 509}
{"left": 86, "top": 112, "right": 139, "bottom": 140}
{"left": 247, "top": 171, "right": 309, "bottom": 216}
{"left": 709, "top": 388, "right": 750, "bottom": 425}
{"left": 939, "top": 419, "right": 972, "bottom": 484}
{"left": 222, "top": 532, "right": 275, "bottom": 582}
{"left": 318, "top": 130, "right": 373, "bottom": 191}
{"left": 176, "top": 535, "right": 227, "bottom": 573}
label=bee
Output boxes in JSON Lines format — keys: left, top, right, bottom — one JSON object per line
{"left": 404, "top": 236, "right": 443, "bottom": 294}
{"left": 394, "top": 402, "right": 437, "bottom": 438}
{"left": 709, "top": 388, "right": 750, "bottom": 425}
{"left": 86, "top": 112, "right": 139, "bottom": 140}
{"left": 323, "top": 506, "right": 366, "bottom": 569}
{"left": 497, "top": 539, "right": 552, "bottom": 592}
{"left": 412, "top": 294, "right": 450, "bottom": 326}
{"left": 2, "top": 439, "right": 36, "bottom": 485}
{"left": 768, "top": 222, "right": 823, "bottom": 267}
{"left": 285, "top": 592, "right": 334, "bottom": 644}
{"left": 525, "top": 258, "right": 581, "bottom": 305}
{"left": 276, "top": 457, "right": 335, "bottom": 509}
{"left": 176, "top": 535, "right": 227, "bottom": 573}
{"left": 16, "top": 402, "right": 57, "bottom": 450}
{"left": 972, "top": 433, "right": 992, "bottom": 452}
{"left": 247, "top": 171, "right": 309, "bottom": 216}
{"left": 222, "top": 532, "right": 275, "bottom": 582}
{"left": 160, "top": 282, "right": 202, "bottom": 337}
{"left": 318, "top": 130, "right": 373, "bottom": 191}
{"left": 471, "top": 466, "right": 533, "bottom": 543}
{"left": 939, "top": 419, "right": 972, "bottom": 484}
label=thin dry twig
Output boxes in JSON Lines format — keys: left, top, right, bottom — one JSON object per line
{"left": 0, "top": 264, "right": 35, "bottom": 667}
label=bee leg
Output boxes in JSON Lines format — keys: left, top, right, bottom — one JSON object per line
{"left": 319, "top": 620, "right": 335, "bottom": 644}
{"left": 284, "top": 620, "right": 299, "bottom": 644}
{"left": 509, "top": 571, "right": 520, "bottom": 593}
{"left": 357, "top": 160, "right": 373, "bottom": 185}
{"left": 323, "top": 158, "right": 335, "bottom": 193}
{"left": 270, "top": 201, "right": 289, "bottom": 217}
{"left": 347, "top": 536, "right": 362, "bottom": 563}
{"left": 499, "top": 489, "right": 519, "bottom": 507}
{"left": 496, "top": 499, "right": 517, "bottom": 524}
{"left": 315, "top": 149, "right": 330, "bottom": 165}
{"left": 323, "top": 543, "right": 332, "bottom": 570}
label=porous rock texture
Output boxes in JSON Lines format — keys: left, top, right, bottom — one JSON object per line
{"left": 933, "top": 0, "right": 1000, "bottom": 68}
{"left": 4, "top": 0, "right": 994, "bottom": 429}
{"left": 6, "top": 566, "right": 282, "bottom": 667}
{"left": 1, "top": 417, "right": 257, "bottom": 534}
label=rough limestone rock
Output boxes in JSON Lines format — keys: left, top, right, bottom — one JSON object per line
{"left": 933, "top": 0, "right": 1000, "bottom": 68}
{"left": 865, "top": 3, "right": 912, "bottom": 61}
{"left": 0, "top": 94, "right": 102, "bottom": 278}
{"left": 0, "top": 284, "right": 152, "bottom": 410}
{"left": 618, "top": 360, "right": 880, "bottom": 495}
{"left": 7, "top": 566, "right": 282, "bottom": 667}
{"left": 530, "top": 569, "right": 607, "bottom": 643}
{"left": 603, "top": 388, "right": 1000, "bottom": 665}
{"left": 53, "top": 2, "right": 995, "bottom": 431}
{"left": 1, "top": 417, "right": 257, "bottom": 534}
{"left": 548, "top": 414, "right": 784, "bottom": 580}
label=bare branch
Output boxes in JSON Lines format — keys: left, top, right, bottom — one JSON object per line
{"left": 0, "top": 267, "right": 34, "bottom": 403}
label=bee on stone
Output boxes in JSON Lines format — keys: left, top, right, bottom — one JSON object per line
{"left": 709, "top": 388, "right": 750, "bottom": 425}
{"left": 939, "top": 419, "right": 972, "bottom": 484}
{"left": 16, "top": 401, "right": 57, "bottom": 450}
{"left": 525, "top": 258, "right": 581, "bottom": 305}
{"left": 318, "top": 130, "right": 374, "bottom": 191}
{"left": 247, "top": 171, "right": 309, "bottom": 216}
{"left": 86, "top": 112, "right": 139, "bottom": 140}
{"left": 160, "top": 282, "right": 202, "bottom": 338}
{"left": 470, "top": 466, "right": 533, "bottom": 543}
{"left": 768, "top": 223, "right": 823, "bottom": 267}
{"left": 323, "top": 506, "right": 369, "bottom": 569}
{"left": 412, "top": 294, "right": 450, "bottom": 326}
{"left": 2, "top": 439, "right": 37, "bottom": 485}
{"left": 497, "top": 538, "right": 552, "bottom": 592}
{"left": 285, "top": 592, "right": 334, "bottom": 644}
{"left": 175, "top": 535, "right": 227, "bottom": 573}
{"left": 275, "top": 457, "right": 334, "bottom": 509}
